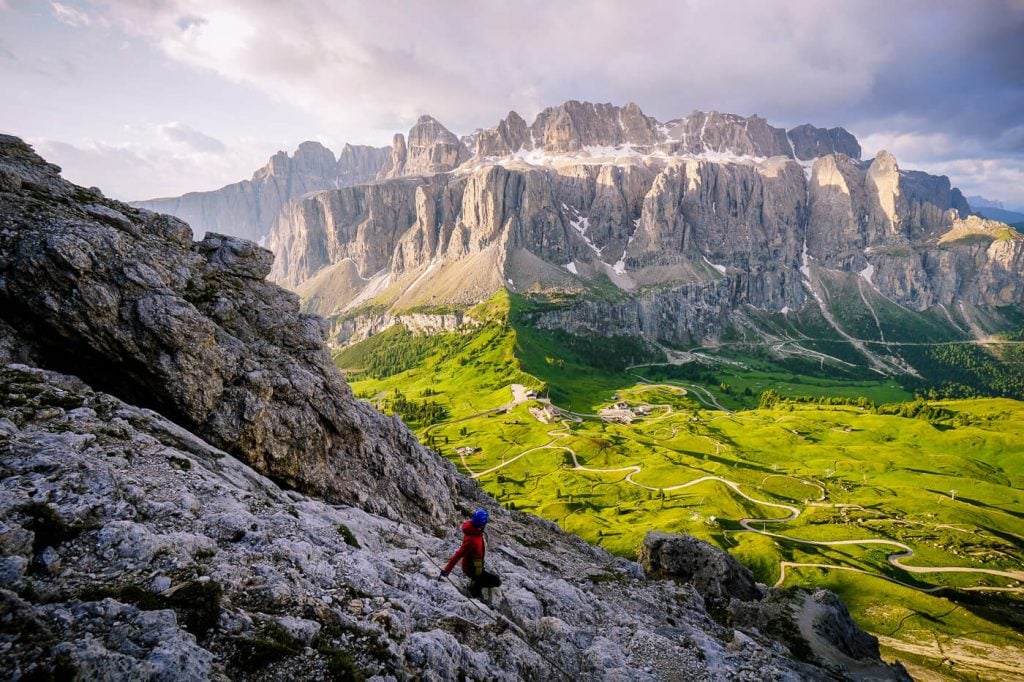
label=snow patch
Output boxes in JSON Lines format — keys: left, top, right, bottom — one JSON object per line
{"left": 566, "top": 205, "right": 601, "bottom": 255}
{"left": 702, "top": 255, "right": 727, "bottom": 275}
{"left": 611, "top": 219, "right": 642, "bottom": 275}
{"left": 483, "top": 142, "right": 768, "bottom": 170}
{"left": 564, "top": 262, "right": 578, "bottom": 275}
{"left": 859, "top": 262, "right": 874, "bottom": 285}
{"left": 800, "top": 239, "right": 811, "bottom": 278}
{"left": 781, "top": 306, "right": 791, "bottom": 314}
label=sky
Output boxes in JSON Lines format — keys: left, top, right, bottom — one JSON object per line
{"left": 1, "top": 0, "right": 1023, "bottom": 208}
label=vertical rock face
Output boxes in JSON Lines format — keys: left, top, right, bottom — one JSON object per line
{"left": 472, "top": 110, "right": 531, "bottom": 157}
{"left": 662, "top": 111, "right": 792, "bottom": 157}
{"left": 379, "top": 116, "right": 470, "bottom": 178}
{"left": 268, "top": 177, "right": 426, "bottom": 287}
{"left": 529, "top": 100, "right": 662, "bottom": 152}
{"left": 131, "top": 141, "right": 390, "bottom": 243}
{"left": 787, "top": 123, "right": 862, "bottom": 160}
{"left": 627, "top": 158, "right": 806, "bottom": 275}
{"left": 337, "top": 143, "right": 392, "bottom": 186}
{"left": 0, "top": 134, "right": 456, "bottom": 525}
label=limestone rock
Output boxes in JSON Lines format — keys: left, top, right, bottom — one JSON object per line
{"left": 379, "top": 116, "right": 470, "bottom": 178}
{"left": 731, "top": 588, "right": 911, "bottom": 680}
{"left": 638, "top": 531, "right": 762, "bottom": 609}
{"left": 0, "top": 134, "right": 456, "bottom": 525}
{"left": 663, "top": 111, "right": 791, "bottom": 157}
{"left": 472, "top": 110, "right": 531, "bottom": 157}
{"left": 268, "top": 176, "right": 427, "bottom": 287}
{"left": 787, "top": 124, "right": 861, "bottom": 160}
{"left": 529, "top": 101, "right": 661, "bottom": 153}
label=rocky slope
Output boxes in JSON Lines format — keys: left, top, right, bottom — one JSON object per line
{"left": 0, "top": 136, "right": 912, "bottom": 680}
{"left": 131, "top": 142, "right": 390, "bottom": 243}
{"left": 0, "top": 135, "right": 450, "bottom": 525}
{"left": 265, "top": 102, "right": 1023, "bottom": 353}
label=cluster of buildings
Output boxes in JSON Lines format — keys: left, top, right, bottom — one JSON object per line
{"left": 529, "top": 404, "right": 562, "bottom": 424}
{"left": 598, "top": 402, "right": 652, "bottom": 424}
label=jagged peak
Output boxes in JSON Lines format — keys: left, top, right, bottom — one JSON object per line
{"left": 408, "top": 115, "right": 461, "bottom": 145}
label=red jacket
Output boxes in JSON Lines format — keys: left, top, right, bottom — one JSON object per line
{"left": 443, "top": 520, "right": 485, "bottom": 577}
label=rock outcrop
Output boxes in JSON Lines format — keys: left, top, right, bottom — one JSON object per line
{"left": 268, "top": 175, "right": 429, "bottom": 288}
{"left": 529, "top": 101, "right": 662, "bottom": 153}
{"left": 0, "top": 134, "right": 454, "bottom": 525}
{"left": 377, "top": 116, "right": 471, "bottom": 179}
{"left": 0, "top": 135, "right": 909, "bottom": 680}
{"left": 134, "top": 101, "right": 864, "bottom": 248}
{"left": 787, "top": 124, "right": 861, "bottom": 161}
{"left": 638, "top": 532, "right": 762, "bottom": 610}
{"left": 131, "top": 141, "right": 390, "bottom": 243}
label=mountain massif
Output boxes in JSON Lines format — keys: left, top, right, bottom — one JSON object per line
{"left": 216, "top": 101, "right": 1018, "bottom": 369}
{"left": 0, "top": 135, "right": 916, "bottom": 679}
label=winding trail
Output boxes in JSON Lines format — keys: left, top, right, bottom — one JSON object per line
{"left": 462, "top": 412, "right": 1024, "bottom": 594}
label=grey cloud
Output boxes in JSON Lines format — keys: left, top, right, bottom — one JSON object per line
{"left": 159, "top": 122, "right": 227, "bottom": 153}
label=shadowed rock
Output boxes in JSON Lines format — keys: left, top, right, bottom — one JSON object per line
{"left": 0, "top": 134, "right": 456, "bottom": 525}
{"left": 638, "top": 531, "right": 762, "bottom": 608}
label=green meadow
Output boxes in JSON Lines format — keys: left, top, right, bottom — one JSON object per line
{"left": 337, "top": 292, "right": 1024, "bottom": 679}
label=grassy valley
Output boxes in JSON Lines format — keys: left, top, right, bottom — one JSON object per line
{"left": 336, "top": 291, "right": 1024, "bottom": 680}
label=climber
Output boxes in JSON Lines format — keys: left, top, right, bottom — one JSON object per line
{"left": 439, "top": 508, "right": 502, "bottom": 599}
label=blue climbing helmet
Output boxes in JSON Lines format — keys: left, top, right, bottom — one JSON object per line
{"left": 471, "top": 509, "right": 489, "bottom": 527}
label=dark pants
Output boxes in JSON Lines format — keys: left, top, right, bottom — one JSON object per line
{"left": 469, "top": 569, "right": 501, "bottom": 598}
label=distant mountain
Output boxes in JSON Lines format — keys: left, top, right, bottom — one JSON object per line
{"left": 264, "top": 101, "right": 1024, "bottom": 369}
{"left": 134, "top": 102, "right": 863, "bottom": 245}
{"left": 131, "top": 141, "right": 389, "bottom": 242}
{"left": 966, "top": 194, "right": 1004, "bottom": 210}
{"left": 974, "top": 205, "right": 1024, "bottom": 225}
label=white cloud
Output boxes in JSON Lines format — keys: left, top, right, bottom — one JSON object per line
{"left": 51, "top": 2, "right": 97, "bottom": 28}
{"left": 88, "top": 0, "right": 893, "bottom": 133}
{"left": 158, "top": 122, "right": 227, "bottom": 153}
{"left": 31, "top": 124, "right": 276, "bottom": 200}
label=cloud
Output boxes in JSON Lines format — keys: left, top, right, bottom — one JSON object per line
{"left": 31, "top": 127, "right": 275, "bottom": 200}
{"left": 13, "top": 0, "right": 1024, "bottom": 205}
{"left": 51, "top": 2, "right": 96, "bottom": 28}
{"left": 159, "top": 122, "right": 226, "bottom": 153}
{"left": 83, "top": 0, "right": 902, "bottom": 130}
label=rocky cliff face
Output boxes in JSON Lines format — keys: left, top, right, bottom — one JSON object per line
{"left": 378, "top": 116, "right": 471, "bottom": 179}
{"left": 787, "top": 124, "right": 861, "bottom": 161}
{"left": 0, "top": 135, "right": 908, "bottom": 680}
{"left": 131, "top": 141, "right": 390, "bottom": 243}
{"left": 271, "top": 112, "right": 1005, "bottom": 348}
{"left": 126, "top": 100, "right": 1020, "bottom": 350}
{"left": 0, "top": 134, "right": 452, "bottom": 525}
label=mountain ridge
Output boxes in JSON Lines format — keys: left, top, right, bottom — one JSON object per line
{"left": 131, "top": 100, "right": 865, "bottom": 245}
{"left": 131, "top": 140, "right": 390, "bottom": 242}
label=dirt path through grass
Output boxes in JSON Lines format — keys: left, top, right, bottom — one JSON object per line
{"left": 465, "top": 420, "right": 1024, "bottom": 593}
